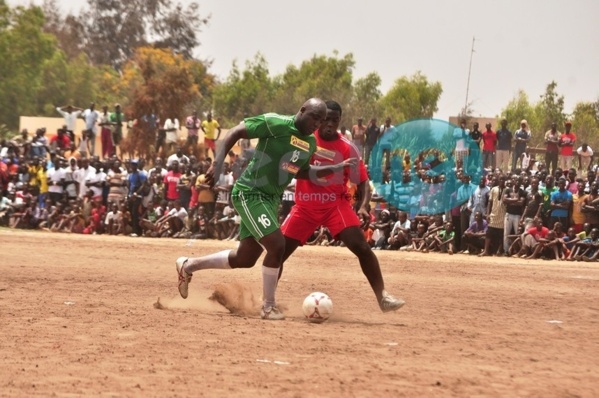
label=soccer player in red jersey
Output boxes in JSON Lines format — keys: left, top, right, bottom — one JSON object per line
{"left": 280, "top": 100, "right": 405, "bottom": 312}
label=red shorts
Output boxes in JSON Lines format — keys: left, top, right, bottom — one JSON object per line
{"left": 204, "top": 138, "right": 216, "bottom": 150}
{"left": 281, "top": 202, "right": 361, "bottom": 245}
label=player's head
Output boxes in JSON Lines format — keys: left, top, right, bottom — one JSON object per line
{"left": 295, "top": 98, "right": 327, "bottom": 136}
{"left": 320, "top": 100, "right": 342, "bottom": 140}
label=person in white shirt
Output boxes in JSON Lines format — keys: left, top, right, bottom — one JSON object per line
{"left": 56, "top": 105, "right": 83, "bottom": 138}
{"left": 453, "top": 119, "right": 469, "bottom": 166}
{"left": 148, "top": 157, "right": 168, "bottom": 179}
{"left": 81, "top": 103, "right": 99, "bottom": 156}
{"left": 75, "top": 157, "right": 96, "bottom": 198}
{"left": 63, "top": 157, "right": 79, "bottom": 200}
{"left": 166, "top": 147, "right": 189, "bottom": 167}
{"left": 47, "top": 158, "right": 66, "bottom": 204}
{"left": 388, "top": 211, "right": 411, "bottom": 250}
{"left": 577, "top": 143, "right": 594, "bottom": 173}
{"left": 85, "top": 160, "right": 107, "bottom": 202}
{"left": 163, "top": 117, "right": 180, "bottom": 152}
{"left": 165, "top": 199, "right": 188, "bottom": 235}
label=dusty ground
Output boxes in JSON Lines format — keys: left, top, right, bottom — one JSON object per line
{"left": 1, "top": 228, "right": 598, "bottom": 397}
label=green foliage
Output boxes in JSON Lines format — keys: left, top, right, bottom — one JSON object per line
{"left": 535, "top": 81, "right": 566, "bottom": 133}
{"left": 213, "top": 54, "right": 275, "bottom": 126}
{"left": 351, "top": 73, "right": 382, "bottom": 123}
{"left": 0, "top": 5, "right": 59, "bottom": 129}
{"left": 572, "top": 101, "right": 599, "bottom": 148}
{"left": 379, "top": 71, "right": 443, "bottom": 124}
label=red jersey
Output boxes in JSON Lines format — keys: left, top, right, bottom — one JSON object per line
{"left": 527, "top": 226, "right": 550, "bottom": 241}
{"left": 295, "top": 131, "right": 368, "bottom": 208}
{"left": 163, "top": 171, "right": 181, "bottom": 200}
{"left": 559, "top": 132, "right": 576, "bottom": 156}
{"left": 50, "top": 134, "right": 71, "bottom": 149}
{"left": 482, "top": 130, "right": 497, "bottom": 151}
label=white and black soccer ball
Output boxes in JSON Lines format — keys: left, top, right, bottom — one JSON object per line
{"left": 302, "top": 292, "right": 333, "bottom": 323}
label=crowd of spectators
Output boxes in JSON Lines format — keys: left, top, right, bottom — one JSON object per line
{"left": 2, "top": 111, "right": 599, "bottom": 263}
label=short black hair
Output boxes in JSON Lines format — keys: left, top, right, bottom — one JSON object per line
{"left": 325, "top": 100, "right": 342, "bottom": 116}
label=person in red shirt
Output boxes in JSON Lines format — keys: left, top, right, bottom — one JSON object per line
{"left": 49, "top": 128, "right": 71, "bottom": 151}
{"left": 559, "top": 121, "right": 576, "bottom": 171}
{"left": 513, "top": 217, "right": 550, "bottom": 258}
{"left": 163, "top": 160, "right": 182, "bottom": 202}
{"left": 279, "top": 100, "right": 405, "bottom": 313}
{"left": 481, "top": 123, "right": 497, "bottom": 170}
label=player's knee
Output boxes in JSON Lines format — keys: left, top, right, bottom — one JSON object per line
{"left": 346, "top": 239, "right": 371, "bottom": 257}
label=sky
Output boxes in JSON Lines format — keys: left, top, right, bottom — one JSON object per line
{"left": 8, "top": 0, "right": 599, "bottom": 122}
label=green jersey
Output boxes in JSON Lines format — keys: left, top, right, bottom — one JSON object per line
{"left": 234, "top": 113, "right": 316, "bottom": 198}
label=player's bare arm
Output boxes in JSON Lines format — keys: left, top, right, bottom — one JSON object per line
{"left": 205, "top": 123, "right": 248, "bottom": 187}
{"left": 295, "top": 157, "right": 358, "bottom": 180}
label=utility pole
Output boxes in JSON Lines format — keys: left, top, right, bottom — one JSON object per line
{"left": 463, "top": 36, "right": 476, "bottom": 116}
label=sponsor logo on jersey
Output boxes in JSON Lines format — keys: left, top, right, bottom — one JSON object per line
{"left": 290, "top": 136, "right": 310, "bottom": 152}
{"left": 281, "top": 162, "right": 300, "bottom": 175}
{"left": 315, "top": 147, "right": 336, "bottom": 161}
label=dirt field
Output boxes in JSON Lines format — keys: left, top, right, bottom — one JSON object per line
{"left": 1, "top": 228, "right": 598, "bottom": 397}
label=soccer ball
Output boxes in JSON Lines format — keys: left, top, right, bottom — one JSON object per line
{"left": 302, "top": 292, "right": 333, "bottom": 323}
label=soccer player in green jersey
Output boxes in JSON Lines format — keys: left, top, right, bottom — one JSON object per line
{"left": 175, "top": 98, "right": 356, "bottom": 320}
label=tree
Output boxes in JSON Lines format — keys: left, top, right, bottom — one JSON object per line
{"left": 42, "top": 0, "right": 84, "bottom": 60}
{"left": 535, "top": 80, "right": 566, "bottom": 133}
{"left": 500, "top": 90, "right": 540, "bottom": 145}
{"left": 77, "top": 0, "right": 209, "bottom": 70}
{"left": 119, "top": 47, "right": 201, "bottom": 158}
{"left": 350, "top": 72, "right": 382, "bottom": 123}
{"left": 212, "top": 53, "right": 275, "bottom": 126}
{"left": 0, "top": 4, "right": 59, "bottom": 129}
{"left": 572, "top": 101, "right": 599, "bottom": 149}
{"left": 271, "top": 52, "right": 355, "bottom": 115}
{"left": 379, "top": 71, "right": 443, "bottom": 123}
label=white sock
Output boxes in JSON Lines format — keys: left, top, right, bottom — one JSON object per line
{"left": 262, "top": 266, "right": 279, "bottom": 308}
{"left": 185, "top": 250, "right": 232, "bottom": 273}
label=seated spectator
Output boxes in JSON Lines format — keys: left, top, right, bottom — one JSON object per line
{"left": 527, "top": 230, "right": 560, "bottom": 260}
{"left": 513, "top": 217, "right": 550, "bottom": 258}
{"left": 370, "top": 209, "right": 393, "bottom": 250}
{"left": 461, "top": 211, "right": 488, "bottom": 254}
{"left": 410, "top": 223, "right": 428, "bottom": 251}
{"left": 388, "top": 211, "right": 411, "bottom": 250}
{"left": 105, "top": 202, "right": 123, "bottom": 235}
{"left": 431, "top": 221, "right": 456, "bottom": 254}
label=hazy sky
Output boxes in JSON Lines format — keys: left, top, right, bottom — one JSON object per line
{"left": 9, "top": 0, "right": 599, "bottom": 122}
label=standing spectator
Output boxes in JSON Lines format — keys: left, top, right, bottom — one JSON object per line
{"left": 550, "top": 178, "right": 573, "bottom": 229}
{"left": 49, "top": 127, "right": 71, "bottom": 152}
{"left": 521, "top": 176, "right": 543, "bottom": 229}
{"left": 166, "top": 147, "right": 189, "bottom": 167}
{"left": 148, "top": 157, "right": 168, "bottom": 180}
{"left": 467, "top": 176, "right": 490, "bottom": 224}
{"left": 577, "top": 143, "right": 594, "bottom": 173}
{"left": 63, "top": 157, "right": 79, "bottom": 201}
{"left": 106, "top": 160, "right": 127, "bottom": 205}
{"left": 163, "top": 160, "right": 182, "bottom": 202}
{"left": 481, "top": 123, "right": 497, "bottom": 170}
{"left": 185, "top": 110, "right": 201, "bottom": 149}
{"left": 339, "top": 126, "right": 352, "bottom": 142}
{"left": 47, "top": 158, "right": 65, "bottom": 204}
{"left": 127, "top": 160, "right": 147, "bottom": 237}
{"left": 502, "top": 176, "right": 527, "bottom": 254}
{"left": 81, "top": 103, "right": 99, "bottom": 156}
{"left": 513, "top": 120, "right": 531, "bottom": 171}
{"left": 176, "top": 163, "right": 194, "bottom": 210}
{"left": 85, "top": 159, "right": 106, "bottom": 204}
{"left": 380, "top": 117, "right": 394, "bottom": 169}
{"left": 109, "top": 104, "right": 125, "bottom": 157}
{"left": 201, "top": 113, "right": 221, "bottom": 159}
{"left": 468, "top": 122, "right": 482, "bottom": 171}
{"left": 75, "top": 157, "right": 96, "bottom": 199}
{"left": 55, "top": 104, "right": 83, "bottom": 140}
{"left": 30, "top": 128, "right": 49, "bottom": 160}
{"left": 496, "top": 119, "right": 512, "bottom": 172}
{"left": 364, "top": 118, "right": 380, "bottom": 165}
{"left": 163, "top": 115, "right": 180, "bottom": 154}
{"left": 571, "top": 181, "right": 587, "bottom": 233}
{"left": 351, "top": 117, "right": 366, "bottom": 158}
{"left": 583, "top": 182, "right": 599, "bottom": 229}
{"left": 98, "top": 105, "right": 113, "bottom": 159}
{"left": 481, "top": 175, "right": 507, "bottom": 256}
{"left": 544, "top": 122, "right": 560, "bottom": 174}
{"left": 559, "top": 121, "right": 576, "bottom": 171}
{"left": 453, "top": 119, "right": 469, "bottom": 166}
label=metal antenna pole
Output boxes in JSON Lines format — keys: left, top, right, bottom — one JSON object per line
{"left": 464, "top": 36, "right": 476, "bottom": 115}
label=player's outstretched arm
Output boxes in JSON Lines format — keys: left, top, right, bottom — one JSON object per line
{"left": 205, "top": 123, "right": 248, "bottom": 187}
{"left": 297, "top": 158, "right": 358, "bottom": 180}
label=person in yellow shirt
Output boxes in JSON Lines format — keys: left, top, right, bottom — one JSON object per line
{"left": 38, "top": 163, "right": 49, "bottom": 207}
{"left": 200, "top": 113, "right": 221, "bottom": 159}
